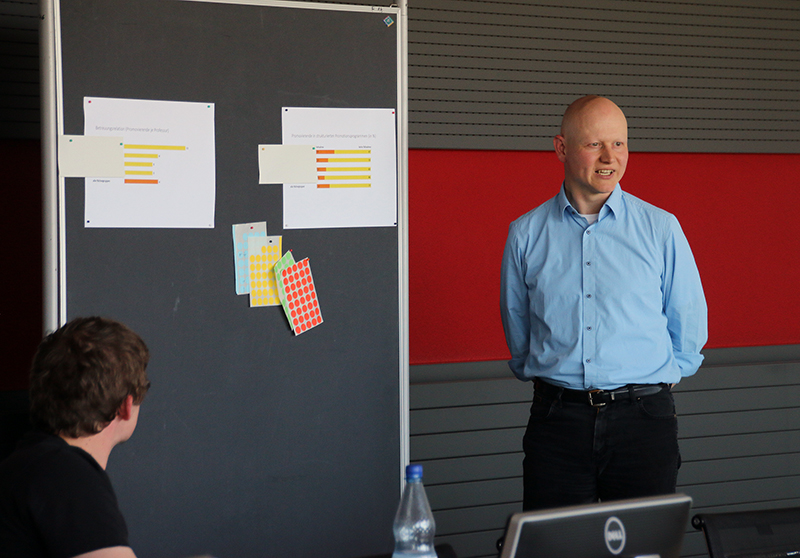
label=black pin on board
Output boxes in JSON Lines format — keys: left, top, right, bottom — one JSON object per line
{"left": 42, "top": 0, "right": 406, "bottom": 556}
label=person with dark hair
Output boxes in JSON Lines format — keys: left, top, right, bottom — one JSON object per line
{"left": 0, "top": 316, "right": 150, "bottom": 558}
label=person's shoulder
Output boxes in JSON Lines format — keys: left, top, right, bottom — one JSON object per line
{"left": 620, "top": 190, "right": 681, "bottom": 230}
{"left": 621, "top": 190, "right": 674, "bottom": 218}
{"left": 0, "top": 435, "right": 128, "bottom": 558}
{"left": 2, "top": 431, "right": 104, "bottom": 489}
{"left": 1, "top": 432, "right": 60, "bottom": 472}
{"left": 509, "top": 194, "right": 559, "bottom": 233}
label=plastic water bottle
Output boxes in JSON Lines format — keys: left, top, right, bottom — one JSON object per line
{"left": 392, "top": 464, "right": 437, "bottom": 558}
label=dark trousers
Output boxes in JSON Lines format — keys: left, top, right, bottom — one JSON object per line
{"left": 522, "top": 381, "right": 680, "bottom": 511}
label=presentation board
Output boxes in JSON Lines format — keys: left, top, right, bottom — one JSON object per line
{"left": 41, "top": 0, "right": 407, "bottom": 556}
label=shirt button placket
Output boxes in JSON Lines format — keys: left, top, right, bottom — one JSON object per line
{"left": 582, "top": 227, "right": 597, "bottom": 385}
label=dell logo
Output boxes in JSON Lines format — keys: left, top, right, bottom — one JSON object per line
{"left": 604, "top": 516, "right": 626, "bottom": 555}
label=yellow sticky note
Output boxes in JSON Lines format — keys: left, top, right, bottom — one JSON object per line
{"left": 247, "top": 235, "right": 282, "bottom": 307}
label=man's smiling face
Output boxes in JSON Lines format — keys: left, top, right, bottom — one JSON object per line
{"left": 554, "top": 97, "right": 629, "bottom": 209}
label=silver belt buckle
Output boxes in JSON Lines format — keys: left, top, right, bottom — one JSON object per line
{"left": 588, "top": 390, "right": 607, "bottom": 407}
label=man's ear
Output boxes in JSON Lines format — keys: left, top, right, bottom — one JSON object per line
{"left": 553, "top": 135, "right": 568, "bottom": 163}
{"left": 116, "top": 395, "right": 134, "bottom": 421}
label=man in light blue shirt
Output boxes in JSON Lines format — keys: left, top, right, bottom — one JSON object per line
{"left": 500, "top": 95, "right": 707, "bottom": 510}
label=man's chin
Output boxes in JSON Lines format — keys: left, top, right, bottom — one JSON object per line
{"left": 589, "top": 182, "right": 617, "bottom": 195}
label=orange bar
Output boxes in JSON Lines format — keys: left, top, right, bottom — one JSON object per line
{"left": 317, "top": 183, "right": 371, "bottom": 189}
{"left": 317, "top": 150, "right": 335, "bottom": 154}
{"left": 125, "top": 179, "right": 159, "bottom": 184}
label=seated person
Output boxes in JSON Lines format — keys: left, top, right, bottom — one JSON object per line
{"left": 0, "top": 316, "right": 150, "bottom": 558}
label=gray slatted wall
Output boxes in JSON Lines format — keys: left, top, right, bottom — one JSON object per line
{"left": 408, "top": 0, "right": 800, "bottom": 152}
{"left": 410, "top": 346, "right": 800, "bottom": 558}
{"left": 0, "top": 0, "right": 38, "bottom": 139}
{"left": 4, "top": 0, "right": 800, "bottom": 150}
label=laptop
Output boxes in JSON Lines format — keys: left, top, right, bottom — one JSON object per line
{"left": 499, "top": 494, "right": 693, "bottom": 558}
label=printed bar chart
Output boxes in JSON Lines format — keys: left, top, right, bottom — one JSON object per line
{"left": 83, "top": 96, "right": 216, "bottom": 228}
{"left": 315, "top": 149, "right": 371, "bottom": 189}
{"left": 281, "top": 106, "right": 397, "bottom": 229}
{"left": 123, "top": 143, "right": 187, "bottom": 185}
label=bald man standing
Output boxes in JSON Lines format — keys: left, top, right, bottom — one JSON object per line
{"left": 500, "top": 96, "right": 708, "bottom": 510}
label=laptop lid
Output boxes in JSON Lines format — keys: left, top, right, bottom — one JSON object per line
{"left": 499, "top": 494, "right": 693, "bottom": 558}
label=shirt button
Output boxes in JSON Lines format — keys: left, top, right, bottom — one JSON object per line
{"left": 587, "top": 326, "right": 592, "bottom": 331}
{"left": 586, "top": 359, "right": 592, "bottom": 363}
{"left": 585, "top": 261, "right": 591, "bottom": 266}
{"left": 586, "top": 294, "right": 592, "bottom": 298}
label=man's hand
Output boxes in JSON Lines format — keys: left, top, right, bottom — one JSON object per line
{"left": 74, "top": 547, "right": 137, "bottom": 558}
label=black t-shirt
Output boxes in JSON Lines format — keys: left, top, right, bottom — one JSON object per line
{"left": 0, "top": 431, "right": 129, "bottom": 558}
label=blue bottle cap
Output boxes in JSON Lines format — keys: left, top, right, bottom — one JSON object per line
{"left": 405, "top": 464, "right": 423, "bottom": 480}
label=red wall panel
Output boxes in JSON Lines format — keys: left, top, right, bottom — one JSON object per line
{"left": 409, "top": 149, "right": 800, "bottom": 365}
{"left": 5, "top": 144, "right": 798, "bottom": 379}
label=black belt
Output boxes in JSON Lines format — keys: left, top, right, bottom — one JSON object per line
{"left": 534, "top": 378, "right": 667, "bottom": 408}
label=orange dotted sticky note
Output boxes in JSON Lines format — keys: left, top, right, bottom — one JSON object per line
{"left": 280, "top": 258, "right": 322, "bottom": 335}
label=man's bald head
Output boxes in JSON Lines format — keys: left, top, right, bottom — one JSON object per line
{"left": 560, "top": 95, "right": 627, "bottom": 140}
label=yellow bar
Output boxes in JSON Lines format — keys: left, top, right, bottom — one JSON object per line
{"left": 317, "top": 167, "right": 370, "bottom": 172}
{"left": 317, "top": 158, "right": 371, "bottom": 163}
{"left": 125, "top": 153, "right": 158, "bottom": 158}
{"left": 125, "top": 170, "right": 154, "bottom": 176}
{"left": 318, "top": 175, "right": 370, "bottom": 181}
{"left": 317, "top": 149, "right": 371, "bottom": 155}
{"left": 124, "top": 144, "right": 186, "bottom": 150}
{"left": 124, "top": 162, "right": 153, "bottom": 167}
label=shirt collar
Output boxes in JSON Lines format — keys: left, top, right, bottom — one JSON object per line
{"left": 556, "top": 184, "right": 573, "bottom": 221}
{"left": 557, "top": 182, "right": 624, "bottom": 221}
{"left": 602, "top": 184, "right": 624, "bottom": 220}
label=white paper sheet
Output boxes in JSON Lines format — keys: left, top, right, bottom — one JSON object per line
{"left": 83, "top": 97, "right": 216, "bottom": 228}
{"left": 281, "top": 107, "right": 397, "bottom": 229}
{"left": 58, "top": 135, "right": 125, "bottom": 177}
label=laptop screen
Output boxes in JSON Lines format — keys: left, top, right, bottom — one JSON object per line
{"left": 499, "top": 494, "right": 692, "bottom": 558}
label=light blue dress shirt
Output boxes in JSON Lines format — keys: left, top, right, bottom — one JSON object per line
{"left": 500, "top": 184, "right": 708, "bottom": 390}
